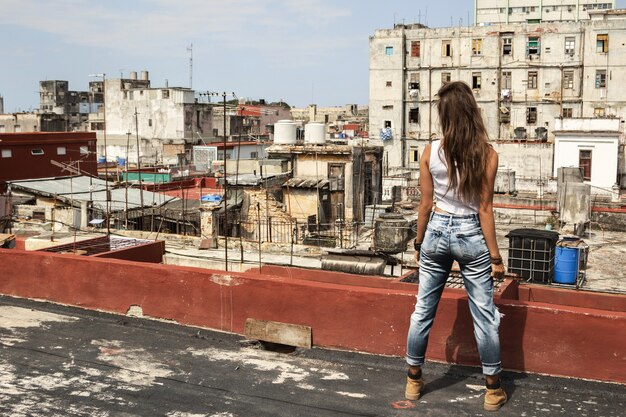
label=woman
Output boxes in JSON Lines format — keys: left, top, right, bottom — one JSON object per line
{"left": 404, "top": 81, "right": 507, "bottom": 412}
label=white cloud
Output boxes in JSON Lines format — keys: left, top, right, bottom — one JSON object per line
{"left": 0, "top": 0, "right": 354, "bottom": 59}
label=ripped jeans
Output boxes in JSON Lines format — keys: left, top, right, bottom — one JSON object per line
{"left": 406, "top": 212, "right": 502, "bottom": 375}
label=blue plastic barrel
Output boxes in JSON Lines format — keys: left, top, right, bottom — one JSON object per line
{"left": 97, "top": 156, "right": 106, "bottom": 163}
{"left": 553, "top": 247, "right": 579, "bottom": 284}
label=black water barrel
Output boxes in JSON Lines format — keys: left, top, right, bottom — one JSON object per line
{"left": 506, "top": 229, "right": 559, "bottom": 283}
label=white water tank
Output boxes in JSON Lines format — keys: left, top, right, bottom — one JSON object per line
{"left": 273, "top": 120, "right": 297, "bottom": 144}
{"left": 304, "top": 122, "right": 326, "bottom": 144}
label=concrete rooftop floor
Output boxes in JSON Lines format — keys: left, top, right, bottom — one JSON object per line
{"left": 1, "top": 295, "right": 624, "bottom": 417}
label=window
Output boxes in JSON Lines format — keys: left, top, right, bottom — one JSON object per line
{"left": 162, "top": 89, "right": 170, "bottom": 99}
{"left": 527, "top": 71, "right": 538, "bottom": 89}
{"left": 250, "top": 151, "right": 258, "bottom": 159}
{"left": 562, "top": 108, "right": 573, "bottom": 118}
{"left": 527, "top": 36, "right": 540, "bottom": 56}
{"left": 565, "top": 37, "right": 575, "bottom": 55}
{"left": 563, "top": 70, "right": 574, "bottom": 89}
{"left": 410, "top": 147, "right": 420, "bottom": 165}
{"left": 502, "top": 71, "right": 512, "bottom": 89}
{"left": 382, "top": 105, "right": 393, "bottom": 110}
{"left": 594, "top": 107, "right": 606, "bottom": 117}
{"left": 579, "top": 150, "right": 592, "bottom": 180}
{"left": 596, "top": 34, "right": 608, "bottom": 53}
{"left": 441, "top": 72, "right": 451, "bottom": 86}
{"left": 128, "top": 91, "right": 134, "bottom": 100}
{"left": 385, "top": 46, "right": 394, "bottom": 55}
{"left": 148, "top": 118, "right": 153, "bottom": 127}
{"left": 14, "top": 125, "right": 21, "bottom": 132}
{"left": 1, "top": 149, "right": 11, "bottom": 158}
{"left": 502, "top": 37, "right": 512, "bottom": 55}
{"left": 500, "top": 105, "right": 511, "bottom": 124}
{"left": 57, "top": 146, "right": 66, "bottom": 155}
{"left": 328, "top": 164, "right": 345, "bottom": 191}
{"left": 472, "top": 72, "right": 482, "bottom": 89}
{"left": 386, "top": 81, "right": 392, "bottom": 87}
{"left": 409, "top": 108, "right": 420, "bottom": 124}
{"left": 472, "top": 38, "right": 482, "bottom": 55}
{"left": 410, "top": 41, "right": 420, "bottom": 57}
{"left": 595, "top": 70, "right": 607, "bottom": 88}
{"left": 442, "top": 40, "right": 452, "bottom": 57}
{"left": 31, "top": 148, "right": 44, "bottom": 156}
{"left": 80, "top": 146, "right": 89, "bottom": 155}
{"left": 384, "top": 120, "right": 392, "bottom": 128}
{"left": 526, "top": 107, "right": 537, "bottom": 124}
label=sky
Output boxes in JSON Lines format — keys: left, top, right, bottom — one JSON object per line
{"left": 1, "top": 0, "right": 625, "bottom": 112}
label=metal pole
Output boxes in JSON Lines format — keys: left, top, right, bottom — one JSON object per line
{"left": 135, "top": 108, "right": 145, "bottom": 222}
{"left": 257, "top": 202, "right": 262, "bottom": 271}
{"left": 125, "top": 131, "right": 130, "bottom": 229}
{"left": 102, "top": 75, "right": 110, "bottom": 235}
{"left": 223, "top": 92, "right": 229, "bottom": 271}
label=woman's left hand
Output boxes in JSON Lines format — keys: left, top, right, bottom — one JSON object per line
{"left": 491, "top": 262, "right": 505, "bottom": 279}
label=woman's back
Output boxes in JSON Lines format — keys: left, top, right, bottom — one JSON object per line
{"left": 429, "top": 139, "right": 479, "bottom": 215}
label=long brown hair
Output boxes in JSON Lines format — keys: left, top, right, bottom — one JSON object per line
{"left": 436, "top": 81, "right": 490, "bottom": 203}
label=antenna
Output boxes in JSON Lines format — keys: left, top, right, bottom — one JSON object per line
{"left": 187, "top": 43, "right": 193, "bottom": 89}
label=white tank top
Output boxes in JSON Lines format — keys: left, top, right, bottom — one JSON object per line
{"left": 429, "top": 140, "right": 479, "bottom": 215}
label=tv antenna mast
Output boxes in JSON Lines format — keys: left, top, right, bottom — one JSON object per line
{"left": 187, "top": 43, "right": 193, "bottom": 89}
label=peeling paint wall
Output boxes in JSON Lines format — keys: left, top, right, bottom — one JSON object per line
{"left": 1, "top": 250, "right": 625, "bottom": 384}
{"left": 370, "top": 12, "right": 626, "bottom": 177}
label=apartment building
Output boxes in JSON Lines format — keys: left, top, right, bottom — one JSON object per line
{"left": 99, "top": 71, "right": 213, "bottom": 165}
{"left": 369, "top": 8, "right": 626, "bottom": 174}
{"left": 475, "top": 0, "right": 615, "bottom": 25}
{"left": 39, "top": 80, "right": 91, "bottom": 131}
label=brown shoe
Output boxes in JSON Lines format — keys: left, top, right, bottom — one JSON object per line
{"left": 484, "top": 386, "right": 507, "bottom": 411}
{"left": 405, "top": 375, "right": 424, "bottom": 401}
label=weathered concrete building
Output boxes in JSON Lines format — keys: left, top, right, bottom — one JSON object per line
{"left": 553, "top": 117, "right": 623, "bottom": 191}
{"left": 369, "top": 8, "right": 626, "bottom": 177}
{"left": 291, "top": 104, "right": 368, "bottom": 126}
{"left": 475, "top": 0, "right": 615, "bottom": 25}
{"left": 39, "top": 80, "right": 91, "bottom": 131}
{"left": 0, "top": 113, "right": 68, "bottom": 134}
{"left": 97, "top": 72, "right": 213, "bottom": 165}
{"left": 237, "top": 102, "right": 292, "bottom": 135}
{"left": 267, "top": 142, "right": 383, "bottom": 224}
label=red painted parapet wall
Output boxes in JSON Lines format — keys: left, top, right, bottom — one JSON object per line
{"left": 0, "top": 249, "right": 624, "bottom": 384}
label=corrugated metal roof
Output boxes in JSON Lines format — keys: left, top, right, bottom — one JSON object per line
{"left": 9, "top": 176, "right": 178, "bottom": 212}
{"left": 226, "top": 172, "right": 286, "bottom": 186}
{"left": 9, "top": 176, "right": 108, "bottom": 195}
{"left": 283, "top": 178, "right": 330, "bottom": 189}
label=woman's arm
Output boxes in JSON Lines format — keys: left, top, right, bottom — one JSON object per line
{"left": 415, "top": 144, "right": 433, "bottom": 249}
{"left": 479, "top": 148, "right": 505, "bottom": 279}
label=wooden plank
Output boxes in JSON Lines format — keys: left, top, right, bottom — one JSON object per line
{"left": 244, "top": 318, "right": 312, "bottom": 349}
{"left": 0, "top": 234, "right": 15, "bottom": 247}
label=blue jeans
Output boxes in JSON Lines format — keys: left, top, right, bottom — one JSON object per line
{"left": 406, "top": 212, "right": 502, "bottom": 375}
